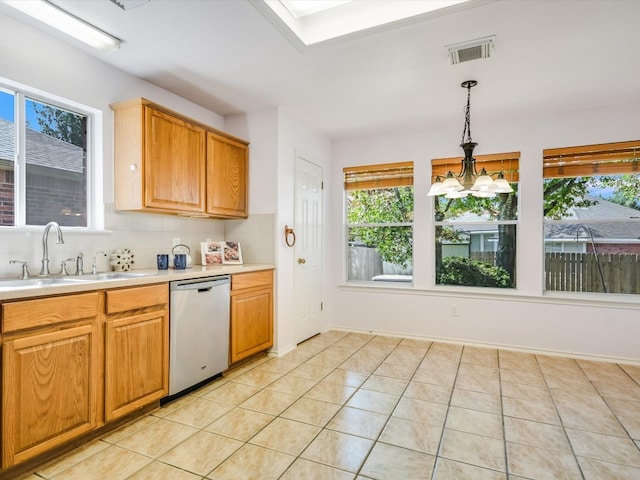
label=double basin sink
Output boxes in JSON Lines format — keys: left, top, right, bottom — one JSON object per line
{"left": 0, "top": 272, "right": 157, "bottom": 292}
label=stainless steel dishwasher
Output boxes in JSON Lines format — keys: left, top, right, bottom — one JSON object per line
{"left": 168, "top": 275, "right": 230, "bottom": 398}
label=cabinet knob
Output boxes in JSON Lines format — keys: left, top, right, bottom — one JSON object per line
{"left": 297, "top": 258, "right": 306, "bottom": 264}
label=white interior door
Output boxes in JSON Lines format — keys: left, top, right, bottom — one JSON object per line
{"left": 294, "top": 155, "right": 323, "bottom": 344}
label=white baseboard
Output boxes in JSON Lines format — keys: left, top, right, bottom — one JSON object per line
{"left": 328, "top": 326, "right": 640, "bottom": 367}
{"left": 268, "top": 343, "right": 297, "bottom": 358}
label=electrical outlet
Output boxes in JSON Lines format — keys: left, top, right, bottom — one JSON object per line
{"left": 172, "top": 237, "right": 181, "bottom": 246}
{"left": 451, "top": 305, "right": 459, "bottom": 317}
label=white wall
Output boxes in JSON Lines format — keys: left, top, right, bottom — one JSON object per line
{"left": 224, "top": 110, "right": 278, "bottom": 266}
{"left": 4, "top": 8, "right": 638, "bottom": 364}
{"left": 224, "top": 108, "right": 332, "bottom": 354}
{"left": 0, "top": 13, "right": 237, "bottom": 276}
{"left": 330, "top": 101, "right": 640, "bottom": 364}
{"left": 274, "top": 109, "right": 331, "bottom": 354}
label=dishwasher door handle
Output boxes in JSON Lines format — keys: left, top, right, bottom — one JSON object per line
{"left": 171, "top": 276, "right": 230, "bottom": 291}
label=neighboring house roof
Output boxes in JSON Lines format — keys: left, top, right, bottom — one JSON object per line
{"left": 0, "top": 118, "right": 13, "bottom": 162}
{"left": 442, "top": 196, "right": 640, "bottom": 241}
{"left": 545, "top": 196, "right": 640, "bottom": 241}
{"left": 0, "top": 118, "right": 83, "bottom": 173}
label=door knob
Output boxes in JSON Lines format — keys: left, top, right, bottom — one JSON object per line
{"left": 297, "top": 258, "right": 306, "bottom": 264}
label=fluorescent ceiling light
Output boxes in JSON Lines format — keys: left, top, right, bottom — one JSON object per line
{"left": 3, "top": 0, "right": 121, "bottom": 51}
{"left": 260, "top": 0, "right": 472, "bottom": 46}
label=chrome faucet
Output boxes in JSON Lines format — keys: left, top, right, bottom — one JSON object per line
{"left": 76, "top": 252, "right": 84, "bottom": 275}
{"left": 9, "top": 260, "right": 30, "bottom": 279}
{"left": 91, "top": 251, "right": 107, "bottom": 274}
{"left": 40, "top": 221, "right": 65, "bottom": 276}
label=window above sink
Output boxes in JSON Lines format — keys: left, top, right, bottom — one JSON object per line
{"left": 0, "top": 78, "right": 104, "bottom": 230}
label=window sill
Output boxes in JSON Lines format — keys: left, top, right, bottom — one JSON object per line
{"left": 338, "top": 282, "right": 640, "bottom": 308}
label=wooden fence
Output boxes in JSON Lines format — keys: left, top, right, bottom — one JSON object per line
{"left": 352, "top": 247, "right": 640, "bottom": 293}
{"left": 545, "top": 252, "right": 640, "bottom": 294}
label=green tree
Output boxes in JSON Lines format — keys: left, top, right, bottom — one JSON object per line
{"left": 348, "top": 174, "right": 639, "bottom": 283}
{"left": 347, "top": 187, "right": 413, "bottom": 269}
{"left": 33, "top": 102, "right": 86, "bottom": 148}
{"left": 543, "top": 177, "right": 596, "bottom": 219}
{"left": 595, "top": 174, "right": 640, "bottom": 209}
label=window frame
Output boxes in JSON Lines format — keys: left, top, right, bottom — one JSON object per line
{"left": 543, "top": 140, "right": 640, "bottom": 296}
{"left": 343, "top": 161, "right": 414, "bottom": 285}
{"left": 431, "top": 151, "right": 520, "bottom": 290}
{"left": 0, "top": 77, "right": 103, "bottom": 230}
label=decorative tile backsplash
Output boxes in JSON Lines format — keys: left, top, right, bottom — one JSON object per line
{"left": 0, "top": 206, "right": 275, "bottom": 278}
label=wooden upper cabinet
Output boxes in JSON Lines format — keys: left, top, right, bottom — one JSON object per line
{"left": 144, "top": 107, "right": 206, "bottom": 212}
{"left": 207, "top": 132, "right": 249, "bottom": 218}
{"left": 112, "top": 98, "right": 248, "bottom": 218}
{"left": 111, "top": 99, "right": 206, "bottom": 214}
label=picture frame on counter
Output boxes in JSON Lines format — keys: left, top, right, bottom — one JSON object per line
{"left": 201, "top": 241, "right": 243, "bottom": 265}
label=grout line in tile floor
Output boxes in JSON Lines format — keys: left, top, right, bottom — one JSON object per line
{"left": 25, "top": 330, "right": 640, "bottom": 480}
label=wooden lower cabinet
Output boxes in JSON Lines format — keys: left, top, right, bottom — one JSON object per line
{"left": 230, "top": 270, "right": 274, "bottom": 364}
{"left": 1, "top": 294, "right": 101, "bottom": 469}
{"left": 0, "top": 284, "right": 168, "bottom": 471}
{"left": 104, "top": 284, "right": 169, "bottom": 421}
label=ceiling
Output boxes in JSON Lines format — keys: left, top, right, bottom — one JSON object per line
{"left": 1, "top": 0, "right": 639, "bottom": 140}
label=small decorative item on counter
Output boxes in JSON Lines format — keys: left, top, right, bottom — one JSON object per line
{"left": 173, "top": 253, "right": 187, "bottom": 270}
{"left": 201, "top": 241, "right": 223, "bottom": 265}
{"left": 201, "top": 241, "right": 242, "bottom": 265}
{"left": 157, "top": 254, "right": 169, "bottom": 270}
{"left": 110, "top": 248, "right": 134, "bottom": 271}
{"left": 171, "top": 244, "right": 192, "bottom": 268}
{"left": 223, "top": 241, "right": 243, "bottom": 264}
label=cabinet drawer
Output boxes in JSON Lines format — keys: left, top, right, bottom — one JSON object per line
{"left": 2, "top": 292, "right": 100, "bottom": 333}
{"left": 232, "top": 270, "right": 273, "bottom": 291}
{"left": 106, "top": 284, "right": 168, "bottom": 314}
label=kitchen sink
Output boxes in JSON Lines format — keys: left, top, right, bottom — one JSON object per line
{"left": 64, "top": 272, "right": 158, "bottom": 282}
{"left": 0, "top": 272, "right": 158, "bottom": 291}
{"left": 0, "top": 277, "right": 80, "bottom": 290}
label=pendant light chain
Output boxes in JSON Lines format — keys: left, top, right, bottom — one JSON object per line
{"left": 427, "top": 79, "right": 514, "bottom": 198}
{"left": 461, "top": 82, "right": 473, "bottom": 146}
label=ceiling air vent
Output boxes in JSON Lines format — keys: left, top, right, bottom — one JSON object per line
{"left": 446, "top": 35, "right": 495, "bottom": 65}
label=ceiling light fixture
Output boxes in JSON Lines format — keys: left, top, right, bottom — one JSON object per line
{"left": 3, "top": 0, "right": 121, "bottom": 51}
{"left": 428, "top": 80, "right": 513, "bottom": 198}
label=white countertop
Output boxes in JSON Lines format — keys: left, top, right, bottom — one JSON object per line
{"left": 0, "top": 263, "right": 275, "bottom": 301}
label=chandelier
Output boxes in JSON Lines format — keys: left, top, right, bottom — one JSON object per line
{"left": 427, "top": 80, "right": 513, "bottom": 198}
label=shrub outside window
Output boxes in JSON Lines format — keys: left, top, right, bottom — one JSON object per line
{"left": 0, "top": 86, "right": 89, "bottom": 227}
{"left": 432, "top": 152, "right": 519, "bottom": 288}
{"left": 344, "top": 162, "right": 413, "bottom": 283}
{"left": 543, "top": 141, "right": 640, "bottom": 295}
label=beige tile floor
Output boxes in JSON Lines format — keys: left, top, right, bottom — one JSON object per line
{"left": 23, "top": 331, "right": 640, "bottom": 479}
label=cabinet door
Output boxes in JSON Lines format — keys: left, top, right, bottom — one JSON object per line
{"left": 2, "top": 324, "right": 99, "bottom": 468}
{"left": 206, "top": 132, "right": 248, "bottom": 218}
{"left": 230, "top": 287, "right": 273, "bottom": 364}
{"left": 144, "top": 107, "right": 206, "bottom": 212}
{"left": 105, "top": 310, "right": 168, "bottom": 421}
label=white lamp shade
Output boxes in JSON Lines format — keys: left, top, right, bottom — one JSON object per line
{"left": 445, "top": 190, "right": 468, "bottom": 199}
{"left": 470, "top": 173, "right": 494, "bottom": 191}
{"left": 491, "top": 177, "right": 514, "bottom": 193}
{"left": 427, "top": 180, "right": 444, "bottom": 196}
{"left": 472, "top": 190, "right": 496, "bottom": 198}
{"left": 441, "top": 176, "right": 464, "bottom": 193}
